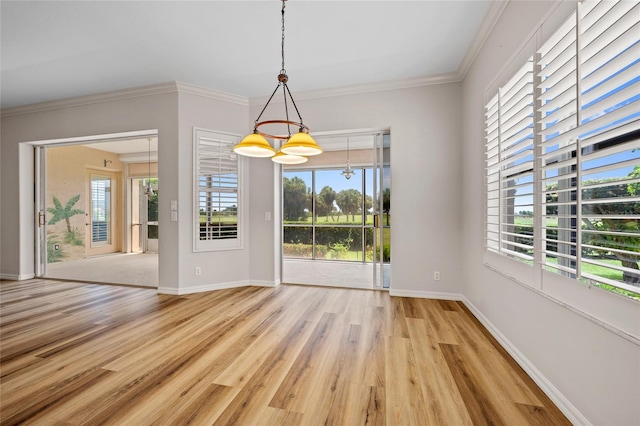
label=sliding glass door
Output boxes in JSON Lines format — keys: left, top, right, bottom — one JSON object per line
{"left": 282, "top": 131, "right": 390, "bottom": 289}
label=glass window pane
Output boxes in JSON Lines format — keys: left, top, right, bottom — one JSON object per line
{"left": 364, "top": 168, "right": 374, "bottom": 225}
{"left": 315, "top": 227, "right": 363, "bottom": 261}
{"left": 283, "top": 226, "right": 313, "bottom": 258}
{"left": 283, "top": 171, "right": 311, "bottom": 224}
{"left": 316, "top": 169, "right": 363, "bottom": 225}
{"left": 91, "top": 176, "right": 111, "bottom": 244}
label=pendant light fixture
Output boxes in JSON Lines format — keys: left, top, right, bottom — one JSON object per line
{"left": 233, "top": 0, "right": 322, "bottom": 163}
{"left": 341, "top": 137, "right": 355, "bottom": 180}
{"left": 144, "top": 138, "right": 155, "bottom": 199}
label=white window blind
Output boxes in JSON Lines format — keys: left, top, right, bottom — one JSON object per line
{"left": 483, "top": 58, "right": 535, "bottom": 262}
{"left": 193, "top": 128, "right": 242, "bottom": 251}
{"left": 485, "top": 0, "right": 640, "bottom": 298}
{"left": 485, "top": 94, "right": 500, "bottom": 253}
{"left": 538, "top": 11, "right": 579, "bottom": 276}
{"left": 577, "top": 0, "right": 640, "bottom": 292}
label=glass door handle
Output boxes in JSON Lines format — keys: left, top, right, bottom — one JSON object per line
{"left": 38, "top": 211, "right": 46, "bottom": 227}
{"left": 374, "top": 214, "right": 379, "bottom": 228}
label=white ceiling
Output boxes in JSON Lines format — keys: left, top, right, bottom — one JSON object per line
{"left": 1, "top": 0, "right": 494, "bottom": 110}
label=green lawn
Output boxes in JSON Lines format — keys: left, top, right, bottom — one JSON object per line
{"left": 514, "top": 216, "right": 558, "bottom": 227}
{"left": 285, "top": 213, "right": 390, "bottom": 226}
{"left": 543, "top": 256, "right": 639, "bottom": 300}
{"left": 544, "top": 256, "right": 622, "bottom": 280}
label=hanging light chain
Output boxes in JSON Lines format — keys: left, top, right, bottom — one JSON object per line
{"left": 281, "top": 0, "right": 286, "bottom": 74}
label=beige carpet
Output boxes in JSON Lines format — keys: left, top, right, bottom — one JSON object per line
{"left": 46, "top": 253, "right": 158, "bottom": 287}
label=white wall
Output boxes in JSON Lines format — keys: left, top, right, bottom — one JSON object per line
{"left": 0, "top": 89, "right": 180, "bottom": 289}
{"left": 251, "top": 82, "right": 464, "bottom": 296}
{"left": 174, "top": 91, "right": 256, "bottom": 293}
{"left": 461, "top": 1, "right": 639, "bottom": 424}
{"left": 0, "top": 84, "right": 287, "bottom": 293}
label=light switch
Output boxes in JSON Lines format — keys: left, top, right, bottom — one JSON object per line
{"left": 265, "top": 212, "right": 271, "bottom": 221}
{"left": 171, "top": 211, "right": 178, "bottom": 222}
{"left": 170, "top": 200, "right": 178, "bottom": 211}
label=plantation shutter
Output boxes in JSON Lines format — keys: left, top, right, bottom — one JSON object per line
{"left": 578, "top": 0, "right": 640, "bottom": 142}
{"left": 194, "top": 129, "right": 242, "bottom": 251}
{"left": 537, "top": 12, "right": 579, "bottom": 276}
{"left": 485, "top": 93, "right": 500, "bottom": 253}
{"left": 578, "top": 0, "right": 640, "bottom": 291}
{"left": 498, "top": 58, "right": 535, "bottom": 261}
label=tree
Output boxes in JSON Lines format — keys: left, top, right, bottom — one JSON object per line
{"left": 539, "top": 167, "right": 640, "bottom": 286}
{"left": 47, "top": 194, "right": 84, "bottom": 235}
{"left": 627, "top": 165, "right": 640, "bottom": 196}
{"left": 317, "top": 186, "right": 337, "bottom": 221}
{"left": 283, "top": 177, "right": 309, "bottom": 221}
{"left": 336, "top": 189, "right": 361, "bottom": 222}
{"left": 581, "top": 174, "right": 640, "bottom": 285}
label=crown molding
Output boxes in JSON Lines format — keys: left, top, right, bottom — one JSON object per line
{"left": 456, "top": 0, "right": 510, "bottom": 81}
{"left": 248, "top": 73, "right": 461, "bottom": 106}
{"left": 174, "top": 82, "right": 248, "bottom": 106}
{"left": 0, "top": 82, "right": 180, "bottom": 117}
{"left": 0, "top": 81, "right": 248, "bottom": 117}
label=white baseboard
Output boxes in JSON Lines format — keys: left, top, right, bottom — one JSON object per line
{"left": 389, "top": 288, "right": 464, "bottom": 301}
{"left": 251, "top": 280, "right": 280, "bottom": 288}
{"left": 157, "top": 286, "right": 180, "bottom": 295}
{"left": 158, "top": 279, "right": 280, "bottom": 295}
{"left": 0, "top": 273, "right": 36, "bottom": 281}
{"left": 461, "top": 296, "right": 590, "bottom": 426}
{"left": 158, "top": 280, "right": 249, "bottom": 296}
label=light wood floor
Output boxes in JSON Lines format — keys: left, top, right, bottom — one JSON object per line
{"left": 0, "top": 279, "right": 570, "bottom": 425}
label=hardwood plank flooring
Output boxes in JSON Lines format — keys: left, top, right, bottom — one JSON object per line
{"left": 0, "top": 279, "right": 570, "bottom": 425}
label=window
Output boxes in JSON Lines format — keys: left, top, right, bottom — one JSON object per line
{"left": 193, "top": 128, "right": 242, "bottom": 251}
{"left": 485, "top": 0, "right": 639, "bottom": 299}
{"left": 91, "top": 175, "right": 111, "bottom": 244}
{"left": 485, "top": 58, "right": 535, "bottom": 262}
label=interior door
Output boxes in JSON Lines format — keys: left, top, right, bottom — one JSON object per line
{"left": 86, "top": 171, "right": 119, "bottom": 256}
{"left": 372, "top": 132, "right": 390, "bottom": 289}
{"left": 35, "top": 146, "right": 47, "bottom": 277}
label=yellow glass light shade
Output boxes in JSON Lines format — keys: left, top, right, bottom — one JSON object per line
{"left": 233, "top": 133, "right": 276, "bottom": 158}
{"left": 280, "top": 132, "right": 323, "bottom": 156}
{"left": 271, "top": 150, "right": 308, "bottom": 165}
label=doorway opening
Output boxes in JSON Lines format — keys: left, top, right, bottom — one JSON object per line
{"left": 34, "top": 133, "right": 159, "bottom": 287}
{"left": 281, "top": 130, "right": 390, "bottom": 289}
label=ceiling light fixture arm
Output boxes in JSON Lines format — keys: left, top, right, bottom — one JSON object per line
{"left": 253, "top": 83, "right": 281, "bottom": 131}
{"left": 233, "top": 0, "right": 322, "bottom": 160}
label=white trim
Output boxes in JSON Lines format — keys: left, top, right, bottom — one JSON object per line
{"left": 1, "top": 83, "right": 180, "bottom": 117}
{"left": 249, "top": 73, "right": 460, "bottom": 106}
{"left": 0, "top": 273, "right": 36, "bottom": 281}
{"left": 388, "top": 289, "right": 464, "bottom": 301}
{"left": 24, "top": 129, "right": 159, "bottom": 147}
{"left": 462, "top": 296, "right": 592, "bottom": 426}
{"left": 250, "top": 280, "right": 280, "bottom": 288}
{"left": 157, "top": 280, "right": 281, "bottom": 295}
{"left": 0, "top": 82, "right": 248, "bottom": 117}
{"left": 175, "top": 82, "right": 248, "bottom": 106}
{"left": 159, "top": 280, "right": 247, "bottom": 295}
{"left": 457, "top": 0, "right": 510, "bottom": 81}
{"left": 192, "top": 127, "right": 243, "bottom": 253}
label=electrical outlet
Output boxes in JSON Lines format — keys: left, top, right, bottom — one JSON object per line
{"left": 195, "top": 267, "right": 201, "bottom": 276}
{"left": 434, "top": 271, "right": 441, "bottom": 281}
